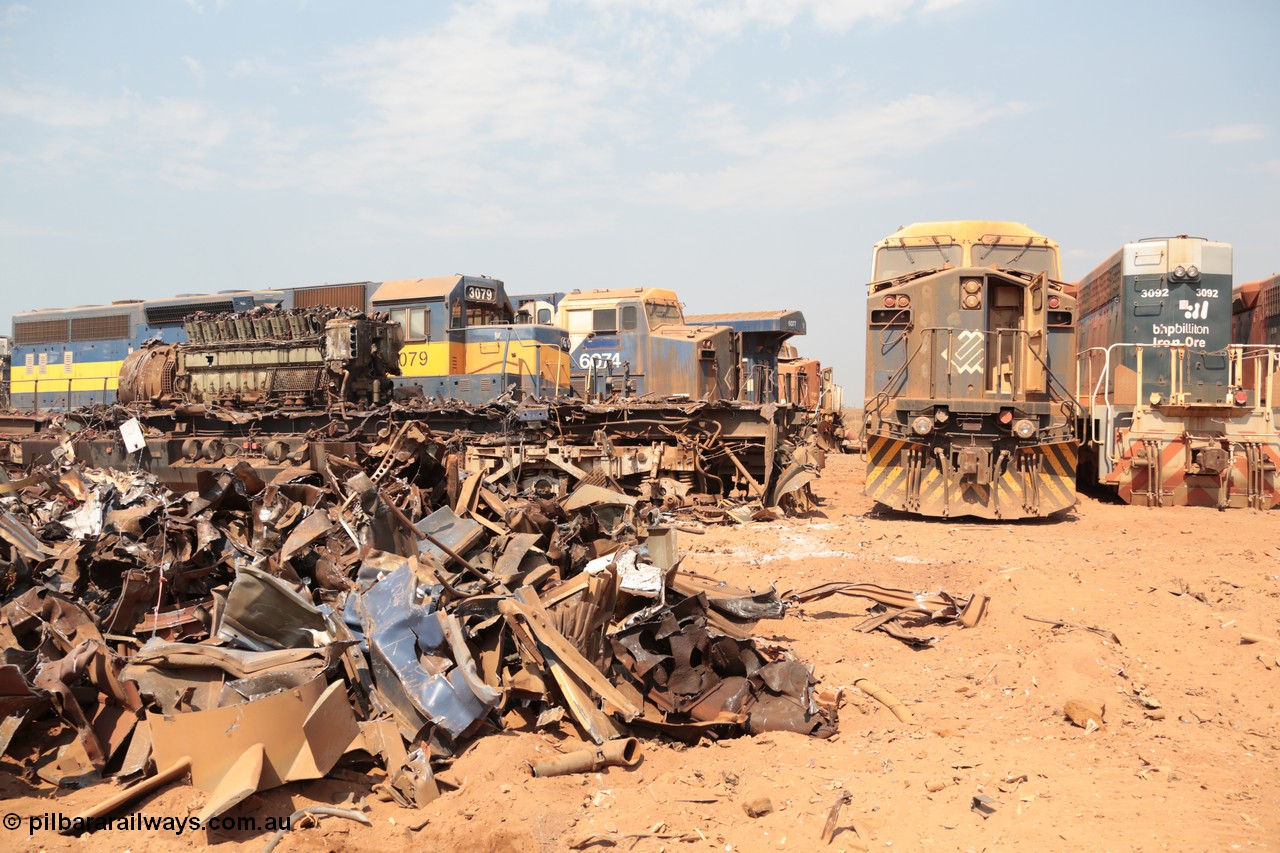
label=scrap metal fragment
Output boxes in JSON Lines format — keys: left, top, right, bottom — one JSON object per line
{"left": 148, "top": 673, "right": 360, "bottom": 820}
{"left": 260, "top": 806, "right": 373, "bottom": 853}
{"left": 853, "top": 677, "right": 914, "bottom": 724}
{"left": 353, "top": 562, "right": 501, "bottom": 739}
{"left": 530, "top": 737, "right": 640, "bottom": 778}
{"left": 217, "top": 562, "right": 331, "bottom": 651}
{"left": 1024, "top": 613, "right": 1119, "bottom": 645}
{"left": 671, "top": 570, "right": 784, "bottom": 621}
{"left": 382, "top": 746, "right": 441, "bottom": 807}
{"left": 501, "top": 587, "right": 637, "bottom": 744}
{"left": 820, "top": 790, "right": 852, "bottom": 844}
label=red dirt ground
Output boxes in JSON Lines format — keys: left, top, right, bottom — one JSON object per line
{"left": 4, "top": 452, "right": 1278, "bottom": 852}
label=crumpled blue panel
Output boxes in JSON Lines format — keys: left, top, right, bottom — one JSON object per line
{"left": 355, "top": 563, "right": 498, "bottom": 738}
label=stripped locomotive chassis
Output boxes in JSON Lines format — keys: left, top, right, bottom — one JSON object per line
{"left": 5, "top": 399, "right": 812, "bottom": 511}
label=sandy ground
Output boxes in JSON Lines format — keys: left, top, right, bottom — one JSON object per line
{"left": 4, "top": 452, "right": 1279, "bottom": 852}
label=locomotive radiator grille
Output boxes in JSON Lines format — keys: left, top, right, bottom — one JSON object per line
{"left": 270, "top": 367, "right": 324, "bottom": 393}
{"left": 161, "top": 357, "right": 176, "bottom": 397}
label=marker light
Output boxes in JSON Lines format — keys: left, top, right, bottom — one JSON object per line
{"left": 884, "top": 295, "right": 896, "bottom": 307}
{"left": 1048, "top": 295, "right": 1060, "bottom": 309}
{"left": 895, "top": 295, "right": 910, "bottom": 308}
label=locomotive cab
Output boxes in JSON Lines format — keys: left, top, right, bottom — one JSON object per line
{"left": 372, "top": 276, "right": 570, "bottom": 403}
{"left": 558, "top": 288, "right": 739, "bottom": 401}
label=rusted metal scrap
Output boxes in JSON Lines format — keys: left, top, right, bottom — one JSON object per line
{"left": 785, "top": 581, "right": 990, "bottom": 647}
{"left": 9, "top": 397, "right": 826, "bottom": 521}
{"left": 0, "top": 417, "right": 838, "bottom": 835}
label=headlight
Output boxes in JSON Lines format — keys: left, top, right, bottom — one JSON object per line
{"left": 962, "top": 293, "right": 981, "bottom": 309}
{"left": 1187, "top": 265, "right": 1199, "bottom": 278}
{"left": 911, "top": 416, "right": 933, "bottom": 436}
{"left": 1012, "top": 418, "right": 1037, "bottom": 439}
{"left": 1173, "top": 264, "right": 1187, "bottom": 279}
{"left": 962, "top": 278, "right": 982, "bottom": 294}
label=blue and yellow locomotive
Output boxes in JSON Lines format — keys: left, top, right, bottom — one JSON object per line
{"left": 9, "top": 289, "right": 286, "bottom": 410}
{"left": 371, "top": 275, "right": 568, "bottom": 401}
{"left": 7, "top": 276, "right": 570, "bottom": 410}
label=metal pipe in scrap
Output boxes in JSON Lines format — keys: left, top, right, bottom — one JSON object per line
{"left": 531, "top": 737, "right": 641, "bottom": 778}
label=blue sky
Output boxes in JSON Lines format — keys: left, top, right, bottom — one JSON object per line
{"left": 2, "top": 0, "right": 1277, "bottom": 399}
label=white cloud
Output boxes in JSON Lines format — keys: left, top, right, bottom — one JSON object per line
{"left": 761, "top": 75, "right": 830, "bottom": 105}
{"left": 133, "top": 96, "right": 229, "bottom": 155}
{"left": 0, "top": 83, "right": 236, "bottom": 187}
{"left": 640, "top": 94, "right": 1017, "bottom": 211}
{"left": 2, "top": 3, "right": 31, "bottom": 25}
{"left": 579, "top": 0, "right": 976, "bottom": 35}
{"left": 0, "top": 218, "right": 77, "bottom": 239}
{"left": 921, "top": 0, "right": 978, "bottom": 13}
{"left": 181, "top": 55, "right": 204, "bottom": 86}
{"left": 0, "top": 0, "right": 994, "bottom": 215}
{"left": 1198, "top": 123, "right": 1267, "bottom": 144}
{"left": 301, "top": 4, "right": 630, "bottom": 198}
{"left": 0, "top": 83, "right": 121, "bottom": 127}
{"left": 231, "top": 57, "right": 288, "bottom": 77}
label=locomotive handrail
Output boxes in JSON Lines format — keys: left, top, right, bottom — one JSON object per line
{"left": 1074, "top": 341, "right": 1279, "bottom": 467}
{"left": 1078, "top": 343, "right": 1159, "bottom": 465}
{"left": 1078, "top": 341, "right": 1277, "bottom": 412}
{"left": 864, "top": 324, "right": 1079, "bottom": 449}
{"left": 861, "top": 336, "right": 929, "bottom": 447}
{"left": 1230, "top": 343, "right": 1278, "bottom": 413}
{"left": 917, "top": 325, "right": 1076, "bottom": 406}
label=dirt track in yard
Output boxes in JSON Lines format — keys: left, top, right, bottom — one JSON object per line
{"left": 4, "top": 451, "right": 1278, "bottom": 852}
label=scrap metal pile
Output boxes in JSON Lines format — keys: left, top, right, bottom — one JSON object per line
{"left": 0, "top": 418, "right": 853, "bottom": 827}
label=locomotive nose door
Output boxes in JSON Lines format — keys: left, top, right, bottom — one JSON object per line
{"left": 988, "top": 279, "right": 1027, "bottom": 395}
{"left": 1021, "top": 274, "right": 1048, "bottom": 395}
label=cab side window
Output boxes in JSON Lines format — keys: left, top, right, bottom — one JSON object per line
{"left": 390, "top": 307, "right": 431, "bottom": 340}
{"left": 593, "top": 309, "right": 616, "bottom": 334}
{"left": 620, "top": 305, "right": 638, "bottom": 331}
